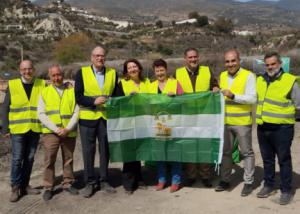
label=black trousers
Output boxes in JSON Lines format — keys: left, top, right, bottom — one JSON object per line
{"left": 122, "top": 161, "right": 142, "bottom": 191}
{"left": 80, "top": 118, "right": 109, "bottom": 185}
{"left": 257, "top": 124, "right": 294, "bottom": 193}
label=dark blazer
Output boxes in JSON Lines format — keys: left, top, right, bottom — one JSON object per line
{"left": 74, "top": 65, "right": 118, "bottom": 127}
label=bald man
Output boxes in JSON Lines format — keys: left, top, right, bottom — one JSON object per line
{"left": 2, "top": 60, "right": 45, "bottom": 202}
{"left": 75, "top": 46, "right": 118, "bottom": 197}
{"left": 215, "top": 49, "right": 256, "bottom": 196}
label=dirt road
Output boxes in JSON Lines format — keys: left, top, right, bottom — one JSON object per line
{"left": 0, "top": 123, "right": 300, "bottom": 214}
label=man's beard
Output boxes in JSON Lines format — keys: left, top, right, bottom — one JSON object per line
{"left": 267, "top": 68, "right": 280, "bottom": 77}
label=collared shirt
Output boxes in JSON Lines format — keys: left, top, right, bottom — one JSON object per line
{"left": 185, "top": 65, "right": 218, "bottom": 91}
{"left": 262, "top": 69, "right": 300, "bottom": 109}
{"left": 92, "top": 65, "right": 105, "bottom": 90}
{"left": 38, "top": 84, "right": 79, "bottom": 132}
{"left": 227, "top": 68, "right": 257, "bottom": 104}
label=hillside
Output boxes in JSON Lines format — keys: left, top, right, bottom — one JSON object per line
{"left": 34, "top": 0, "right": 300, "bottom": 27}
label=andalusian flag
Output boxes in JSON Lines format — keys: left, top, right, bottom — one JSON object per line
{"left": 106, "top": 92, "right": 224, "bottom": 164}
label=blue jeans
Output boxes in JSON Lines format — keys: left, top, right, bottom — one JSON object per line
{"left": 157, "top": 161, "right": 181, "bottom": 184}
{"left": 10, "top": 131, "right": 40, "bottom": 188}
{"left": 257, "top": 124, "right": 294, "bottom": 193}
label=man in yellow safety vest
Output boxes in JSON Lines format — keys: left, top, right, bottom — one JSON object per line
{"left": 38, "top": 65, "right": 79, "bottom": 201}
{"left": 2, "top": 60, "right": 45, "bottom": 202}
{"left": 256, "top": 52, "right": 300, "bottom": 205}
{"left": 215, "top": 49, "right": 256, "bottom": 197}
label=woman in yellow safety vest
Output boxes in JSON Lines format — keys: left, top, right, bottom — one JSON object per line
{"left": 116, "top": 58, "right": 149, "bottom": 194}
{"left": 149, "top": 59, "right": 183, "bottom": 193}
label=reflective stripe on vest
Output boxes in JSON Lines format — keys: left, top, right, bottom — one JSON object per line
{"left": 41, "top": 85, "right": 77, "bottom": 137}
{"left": 79, "top": 66, "right": 116, "bottom": 120}
{"left": 256, "top": 73, "right": 296, "bottom": 125}
{"left": 148, "top": 79, "right": 177, "bottom": 94}
{"left": 220, "top": 68, "right": 253, "bottom": 125}
{"left": 175, "top": 66, "right": 210, "bottom": 93}
{"left": 9, "top": 78, "right": 45, "bottom": 134}
{"left": 121, "top": 78, "right": 150, "bottom": 96}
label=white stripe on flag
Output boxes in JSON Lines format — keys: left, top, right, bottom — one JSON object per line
{"left": 108, "top": 114, "right": 224, "bottom": 142}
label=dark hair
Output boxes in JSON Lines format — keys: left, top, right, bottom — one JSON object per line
{"left": 184, "top": 47, "right": 199, "bottom": 56}
{"left": 264, "top": 52, "right": 282, "bottom": 63}
{"left": 123, "top": 58, "right": 145, "bottom": 81}
{"left": 152, "top": 59, "right": 168, "bottom": 69}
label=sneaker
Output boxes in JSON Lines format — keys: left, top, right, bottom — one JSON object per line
{"left": 9, "top": 186, "right": 20, "bottom": 203}
{"left": 257, "top": 186, "right": 276, "bottom": 198}
{"left": 21, "top": 186, "right": 41, "bottom": 195}
{"left": 43, "top": 190, "right": 53, "bottom": 201}
{"left": 81, "top": 184, "right": 94, "bottom": 198}
{"left": 277, "top": 192, "right": 293, "bottom": 205}
{"left": 64, "top": 186, "right": 79, "bottom": 195}
{"left": 138, "top": 181, "right": 148, "bottom": 190}
{"left": 241, "top": 184, "right": 253, "bottom": 197}
{"left": 100, "top": 182, "right": 116, "bottom": 193}
{"left": 155, "top": 182, "right": 165, "bottom": 191}
{"left": 170, "top": 184, "right": 180, "bottom": 193}
{"left": 185, "top": 178, "right": 196, "bottom": 187}
{"left": 202, "top": 179, "right": 213, "bottom": 188}
{"left": 215, "top": 181, "right": 230, "bottom": 192}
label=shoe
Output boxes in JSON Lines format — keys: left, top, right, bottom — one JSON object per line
{"left": 43, "top": 190, "right": 53, "bottom": 201}
{"left": 170, "top": 184, "right": 180, "bottom": 193}
{"left": 215, "top": 181, "right": 230, "bottom": 192}
{"left": 138, "top": 181, "right": 148, "bottom": 190}
{"left": 202, "top": 179, "right": 212, "bottom": 188}
{"left": 257, "top": 186, "right": 276, "bottom": 198}
{"left": 125, "top": 190, "right": 133, "bottom": 195}
{"left": 9, "top": 186, "right": 20, "bottom": 202}
{"left": 100, "top": 182, "right": 116, "bottom": 193}
{"left": 21, "top": 186, "right": 41, "bottom": 195}
{"left": 185, "top": 178, "right": 196, "bottom": 187}
{"left": 155, "top": 182, "right": 165, "bottom": 191}
{"left": 64, "top": 186, "right": 79, "bottom": 195}
{"left": 277, "top": 192, "right": 293, "bottom": 205}
{"left": 81, "top": 184, "right": 94, "bottom": 198}
{"left": 241, "top": 184, "right": 253, "bottom": 197}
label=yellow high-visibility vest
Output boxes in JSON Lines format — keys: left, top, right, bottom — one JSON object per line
{"left": 175, "top": 66, "right": 211, "bottom": 93}
{"left": 220, "top": 68, "right": 253, "bottom": 125}
{"left": 121, "top": 78, "right": 150, "bottom": 96}
{"left": 9, "top": 78, "right": 45, "bottom": 134}
{"left": 256, "top": 72, "right": 296, "bottom": 125}
{"left": 149, "top": 79, "right": 177, "bottom": 94}
{"left": 79, "top": 66, "right": 116, "bottom": 120}
{"left": 41, "top": 85, "right": 77, "bottom": 137}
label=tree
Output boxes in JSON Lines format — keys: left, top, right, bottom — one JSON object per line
{"left": 196, "top": 16, "right": 209, "bottom": 27}
{"left": 213, "top": 16, "right": 234, "bottom": 34}
{"left": 188, "top": 11, "right": 200, "bottom": 19}
{"left": 54, "top": 32, "right": 95, "bottom": 65}
{"left": 155, "top": 20, "right": 163, "bottom": 28}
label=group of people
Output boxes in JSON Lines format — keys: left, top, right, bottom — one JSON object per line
{"left": 2, "top": 45, "right": 299, "bottom": 206}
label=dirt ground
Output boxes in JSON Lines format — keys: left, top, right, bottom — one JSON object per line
{"left": 0, "top": 123, "right": 300, "bottom": 214}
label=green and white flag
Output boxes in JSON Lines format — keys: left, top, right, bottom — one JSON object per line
{"left": 106, "top": 92, "right": 224, "bottom": 164}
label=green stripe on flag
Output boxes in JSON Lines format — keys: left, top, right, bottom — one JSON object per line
{"left": 106, "top": 92, "right": 222, "bottom": 119}
{"left": 109, "top": 138, "right": 221, "bottom": 163}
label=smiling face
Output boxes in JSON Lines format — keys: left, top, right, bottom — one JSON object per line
{"left": 224, "top": 50, "right": 241, "bottom": 75}
{"left": 185, "top": 50, "right": 199, "bottom": 70}
{"left": 19, "top": 60, "right": 35, "bottom": 82}
{"left": 126, "top": 62, "right": 140, "bottom": 81}
{"left": 91, "top": 47, "right": 105, "bottom": 70}
{"left": 154, "top": 66, "right": 167, "bottom": 82}
{"left": 264, "top": 56, "right": 281, "bottom": 77}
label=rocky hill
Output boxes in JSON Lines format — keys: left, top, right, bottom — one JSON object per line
{"left": 0, "top": 0, "right": 77, "bottom": 39}
{"left": 34, "top": 0, "right": 300, "bottom": 28}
